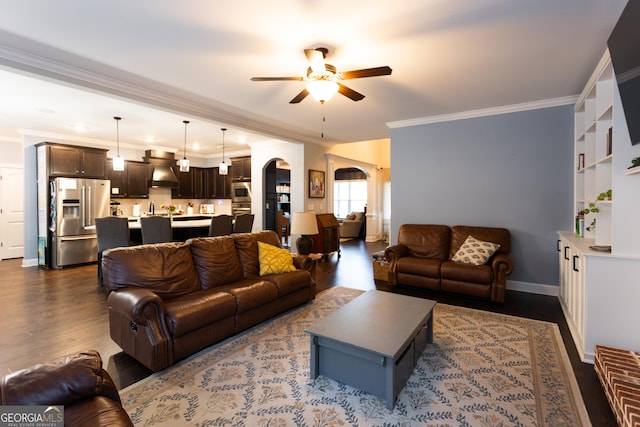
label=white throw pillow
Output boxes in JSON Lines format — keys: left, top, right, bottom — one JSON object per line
{"left": 451, "top": 235, "right": 500, "bottom": 266}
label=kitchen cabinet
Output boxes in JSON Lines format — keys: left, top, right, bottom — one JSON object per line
{"left": 231, "top": 156, "right": 251, "bottom": 181}
{"left": 172, "top": 168, "right": 194, "bottom": 199}
{"left": 42, "top": 143, "right": 107, "bottom": 178}
{"left": 106, "top": 160, "right": 149, "bottom": 198}
{"left": 127, "top": 162, "right": 150, "bottom": 198}
{"left": 192, "top": 167, "right": 205, "bottom": 199}
{"left": 173, "top": 167, "right": 232, "bottom": 199}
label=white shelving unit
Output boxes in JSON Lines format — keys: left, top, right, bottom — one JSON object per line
{"left": 559, "top": 50, "right": 640, "bottom": 363}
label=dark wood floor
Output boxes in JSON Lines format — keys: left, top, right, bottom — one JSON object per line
{"left": 0, "top": 239, "right": 615, "bottom": 425}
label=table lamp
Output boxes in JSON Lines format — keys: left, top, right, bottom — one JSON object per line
{"left": 291, "top": 212, "right": 318, "bottom": 255}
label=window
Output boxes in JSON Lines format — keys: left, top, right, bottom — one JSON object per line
{"left": 333, "top": 180, "right": 367, "bottom": 218}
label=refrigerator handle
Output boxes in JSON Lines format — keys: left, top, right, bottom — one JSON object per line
{"left": 86, "top": 185, "right": 91, "bottom": 227}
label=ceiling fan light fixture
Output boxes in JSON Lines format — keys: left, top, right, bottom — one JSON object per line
{"left": 219, "top": 127, "right": 228, "bottom": 175}
{"left": 112, "top": 116, "right": 124, "bottom": 171}
{"left": 180, "top": 120, "right": 190, "bottom": 172}
{"left": 306, "top": 80, "right": 339, "bottom": 103}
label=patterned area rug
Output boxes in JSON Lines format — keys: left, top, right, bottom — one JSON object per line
{"left": 120, "top": 286, "right": 590, "bottom": 426}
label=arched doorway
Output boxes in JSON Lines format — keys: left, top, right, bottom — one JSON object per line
{"left": 263, "top": 158, "right": 291, "bottom": 245}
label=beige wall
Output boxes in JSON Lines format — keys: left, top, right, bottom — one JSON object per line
{"left": 327, "top": 138, "right": 390, "bottom": 169}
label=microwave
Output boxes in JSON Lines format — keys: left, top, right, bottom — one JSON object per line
{"left": 231, "top": 181, "right": 251, "bottom": 203}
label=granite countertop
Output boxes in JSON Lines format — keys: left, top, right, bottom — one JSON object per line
{"left": 126, "top": 214, "right": 214, "bottom": 229}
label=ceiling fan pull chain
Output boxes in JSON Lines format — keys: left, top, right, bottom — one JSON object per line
{"left": 321, "top": 101, "right": 326, "bottom": 138}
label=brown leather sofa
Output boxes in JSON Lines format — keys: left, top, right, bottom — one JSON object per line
{"left": 0, "top": 350, "right": 133, "bottom": 426}
{"left": 385, "top": 224, "right": 513, "bottom": 302}
{"left": 102, "top": 230, "right": 316, "bottom": 371}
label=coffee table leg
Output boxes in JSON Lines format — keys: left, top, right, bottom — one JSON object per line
{"left": 426, "top": 313, "right": 433, "bottom": 344}
{"left": 309, "top": 335, "right": 319, "bottom": 379}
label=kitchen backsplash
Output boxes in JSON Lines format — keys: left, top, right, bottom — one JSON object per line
{"left": 113, "top": 187, "right": 232, "bottom": 217}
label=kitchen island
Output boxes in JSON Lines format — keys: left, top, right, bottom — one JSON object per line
{"left": 126, "top": 215, "right": 214, "bottom": 243}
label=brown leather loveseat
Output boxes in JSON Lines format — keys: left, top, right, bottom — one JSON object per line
{"left": 0, "top": 350, "right": 133, "bottom": 426}
{"left": 103, "top": 230, "right": 315, "bottom": 371}
{"left": 385, "top": 224, "right": 513, "bottom": 302}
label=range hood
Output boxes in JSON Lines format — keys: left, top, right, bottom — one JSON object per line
{"left": 143, "top": 150, "right": 179, "bottom": 188}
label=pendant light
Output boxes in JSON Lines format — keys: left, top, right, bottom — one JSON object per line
{"left": 112, "top": 116, "right": 125, "bottom": 171}
{"left": 179, "top": 120, "right": 190, "bottom": 172}
{"left": 219, "top": 127, "right": 228, "bottom": 175}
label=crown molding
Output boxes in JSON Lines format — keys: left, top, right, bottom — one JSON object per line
{"left": 0, "top": 43, "right": 326, "bottom": 146}
{"left": 386, "top": 96, "right": 578, "bottom": 129}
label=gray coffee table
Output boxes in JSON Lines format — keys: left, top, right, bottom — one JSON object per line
{"left": 305, "top": 290, "right": 437, "bottom": 409}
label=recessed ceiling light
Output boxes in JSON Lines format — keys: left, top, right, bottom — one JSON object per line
{"left": 192, "top": 144, "right": 201, "bottom": 151}
{"left": 73, "top": 123, "right": 88, "bottom": 132}
{"left": 237, "top": 136, "right": 247, "bottom": 143}
{"left": 144, "top": 136, "right": 156, "bottom": 143}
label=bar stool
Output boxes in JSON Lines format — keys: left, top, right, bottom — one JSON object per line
{"left": 95, "top": 216, "right": 130, "bottom": 285}
{"left": 140, "top": 216, "right": 172, "bottom": 244}
{"left": 233, "top": 214, "right": 254, "bottom": 233}
{"left": 209, "top": 214, "right": 233, "bottom": 236}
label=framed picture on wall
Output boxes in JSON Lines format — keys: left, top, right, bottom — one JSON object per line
{"left": 309, "top": 169, "right": 325, "bottom": 198}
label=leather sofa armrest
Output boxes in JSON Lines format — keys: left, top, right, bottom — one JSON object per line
{"left": 490, "top": 253, "right": 514, "bottom": 303}
{"left": 491, "top": 253, "right": 513, "bottom": 276}
{"left": 107, "top": 288, "right": 166, "bottom": 325}
{"left": 0, "top": 350, "right": 116, "bottom": 406}
{"left": 292, "top": 254, "right": 312, "bottom": 271}
{"left": 384, "top": 244, "right": 408, "bottom": 286}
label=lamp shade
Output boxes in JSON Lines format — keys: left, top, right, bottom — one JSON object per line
{"left": 290, "top": 212, "right": 318, "bottom": 235}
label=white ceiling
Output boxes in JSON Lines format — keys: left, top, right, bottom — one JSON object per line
{"left": 0, "top": 0, "right": 628, "bottom": 157}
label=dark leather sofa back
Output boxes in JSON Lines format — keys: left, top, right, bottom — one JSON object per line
{"left": 103, "top": 242, "right": 201, "bottom": 299}
{"left": 450, "top": 225, "right": 511, "bottom": 258}
{"left": 189, "top": 236, "right": 245, "bottom": 289}
{"left": 398, "top": 224, "right": 451, "bottom": 260}
{"left": 234, "top": 231, "right": 284, "bottom": 278}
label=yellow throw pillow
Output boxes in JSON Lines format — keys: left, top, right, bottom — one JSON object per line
{"left": 258, "top": 241, "right": 297, "bottom": 276}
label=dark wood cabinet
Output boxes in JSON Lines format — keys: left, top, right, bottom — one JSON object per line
{"left": 106, "top": 160, "right": 127, "bottom": 197}
{"left": 106, "top": 160, "right": 149, "bottom": 198}
{"left": 192, "top": 167, "right": 205, "bottom": 199}
{"left": 172, "top": 168, "right": 194, "bottom": 199}
{"left": 126, "top": 162, "right": 150, "bottom": 198}
{"left": 45, "top": 143, "right": 107, "bottom": 178}
{"left": 172, "top": 167, "right": 232, "bottom": 199}
{"left": 231, "top": 156, "right": 251, "bottom": 181}
{"left": 311, "top": 214, "right": 341, "bottom": 259}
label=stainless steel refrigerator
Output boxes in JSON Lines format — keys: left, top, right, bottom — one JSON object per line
{"left": 48, "top": 177, "right": 110, "bottom": 268}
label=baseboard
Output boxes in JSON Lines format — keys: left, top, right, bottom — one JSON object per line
{"left": 506, "top": 280, "right": 559, "bottom": 296}
{"left": 22, "top": 258, "right": 39, "bottom": 267}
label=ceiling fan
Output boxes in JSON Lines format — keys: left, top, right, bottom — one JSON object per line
{"left": 250, "top": 47, "right": 392, "bottom": 104}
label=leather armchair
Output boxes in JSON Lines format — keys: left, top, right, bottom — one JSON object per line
{"left": 0, "top": 350, "right": 133, "bottom": 426}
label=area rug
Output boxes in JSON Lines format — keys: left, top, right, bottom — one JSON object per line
{"left": 120, "top": 286, "right": 591, "bottom": 427}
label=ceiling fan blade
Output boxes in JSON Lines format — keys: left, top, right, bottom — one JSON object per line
{"left": 250, "top": 76, "right": 304, "bottom": 81}
{"left": 304, "top": 49, "right": 326, "bottom": 73}
{"left": 338, "top": 83, "right": 365, "bottom": 101}
{"left": 340, "top": 66, "right": 392, "bottom": 80}
{"left": 289, "top": 88, "right": 310, "bottom": 104}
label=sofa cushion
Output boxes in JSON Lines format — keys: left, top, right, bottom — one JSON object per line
{"left": 451, "top": 235, "right": 500, "bottom": 265}
{"left": 398, "top": 224, "right": 451, "bottom": 260}
{"left": 441, "top": 260, "right": 493, "bottom": 285}
{"left": 235, "top": 231, "right": 283, "bottom": 278}
{"left": 258, "top": 241, "right": 296, "bottom": 276}
{"left": 164, "top": 289, "right": 237, "bottom": 337}
{"left": 188, "top": 236, "right": 244, "bottom": 289}
{"left": 397, "top": 256, "right": 442, "bottom": 279}
{"left": 103, "top": 242, "right": 201, "bottom": 299}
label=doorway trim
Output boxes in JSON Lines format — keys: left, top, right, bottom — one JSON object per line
{"left": 325, "top": 154, "right": 383, "bottom": 242}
